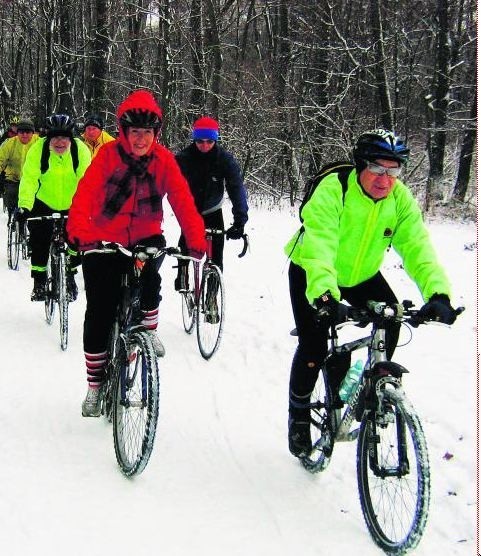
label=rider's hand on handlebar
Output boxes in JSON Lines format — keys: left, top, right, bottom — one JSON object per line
{"left": 14, "top": 207, "right": 29, "bottom": 224}
{"left": 226, "top": 223, "right": 244, "bottom": 240}
{"left": 314, "top": 292, "right": 349, "bottom": 325}
{"left": 417, "top": 294, "right": 457, "bottom": 325}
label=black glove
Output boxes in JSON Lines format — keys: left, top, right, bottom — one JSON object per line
{"left": 314, "top": 292, "right": 349, "bottom": 324}
{"left": 417, "top": 294, "right": 457, "bottom": 325}
{"left": 14, "top": 207, "right": 30, "bottom": 223}
{"left": 226, "top": 224, "right": 244, "bottom": 240}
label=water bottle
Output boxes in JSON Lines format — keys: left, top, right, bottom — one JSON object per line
{"left": 338, "top": 360, "right": 364, "bottom": 402}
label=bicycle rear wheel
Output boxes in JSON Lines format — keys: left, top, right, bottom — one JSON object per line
{"left": 300, "top": 368, "right": 338, "bottom": 473}
{"left": 57, "top": 252, "right": 69, "bottom": 351}
{"left": 44, "top": 253, "right": 55, "bottom": 324}
{"left": 7, "top": 219, "right": 20, "bottom": 270}
{"left": 357, "top": 387, "right": 430, "bottom": 554}
{"left": 113, "top": 330, "right": 160, "bottom": 476}
{"left": 181, "top": 260, "right": 196, "bottom": 334}
{"left": 196, "top": 265, "right": 225, "bottom": 360}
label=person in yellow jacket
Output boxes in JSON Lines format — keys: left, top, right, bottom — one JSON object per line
{"left": 0, "top": 119, "right": 39, "bottom": 221}
{"left": 81, "top": 113, "right": 115, "bottom": 158}
{"left": 285, "top": 129, "right": 459, "bottom": 458}
{"left": 16, "top": 114, "right": 91, "bottom": 301}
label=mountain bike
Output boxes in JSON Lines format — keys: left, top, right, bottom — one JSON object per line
{"left": 300, "top": 299, "right": 464, "bottom": 554}
{"left": 178, "top": 228, "right": 248, "bottom": 360}
{"left": 86, "top": 242, "right": 176, "bottom": 477}
{"left": 7, "top": 216, "right": 29, "bottom": 270}
{"left": 28, "top": 213, "right": 71, "bottom": 351}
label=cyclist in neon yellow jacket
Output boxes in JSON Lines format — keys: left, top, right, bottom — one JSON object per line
{"left": 17, "top": 114, "right": 91, "bottom": 301}
{"left": 285, "top": 129, "right": 458, "bottom": 458}
{"left": 0, "top": 119, "right": 39, "bottom": 221}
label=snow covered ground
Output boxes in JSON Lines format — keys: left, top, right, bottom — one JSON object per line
{"left": 0, "top": 201, "right": 476, "bottom": 555}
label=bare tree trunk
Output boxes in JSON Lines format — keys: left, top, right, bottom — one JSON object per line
{"left": 425, "top": 0, "right": 450, "bottom": 212}
{"left": 370, "top": 0, "right": 393, "bottom": 129}
{"left": 189, "top": 0, "right": 205, "bottom": 115}
{"left": 88, "top": 0, "right": 110, "bottom": 112}
{"left": 453, "top": 91, "right": 476, "bottom": 202}
{"left": 205, "top": 0, "right": 221, "bottom": 118}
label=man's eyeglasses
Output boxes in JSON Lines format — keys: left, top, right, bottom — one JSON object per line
{"left": 195, "top": 139, "right": 215, "bottom": 145}
{"left": 364, "top": 161, "right": 402, "bottom": 177}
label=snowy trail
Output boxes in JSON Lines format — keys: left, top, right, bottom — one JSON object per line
{"left": 0, "top": 204, "right": 475, "bottom": 555}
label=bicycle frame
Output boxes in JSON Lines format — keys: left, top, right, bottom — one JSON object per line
{"left": 330, "top": 322, "right": 400, "bottom": 442}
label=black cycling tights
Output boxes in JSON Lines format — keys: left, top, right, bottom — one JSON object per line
{"left": 288, "top": 262, "right": 401, "bottom": 398}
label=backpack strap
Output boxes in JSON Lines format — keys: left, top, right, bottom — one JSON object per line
{"left": 41, "top": 137, "right": 79, "bottom": 174}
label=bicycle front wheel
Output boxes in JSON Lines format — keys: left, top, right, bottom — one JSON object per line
{"left": 7, "top": 220, "right": 20, "bottom": 270}
{"left": 58, "top": 252, "right": 69, "bottom": 351}
{"left": 44, "top": 254, "right": 55, "bottom": 324}
{"left": 357, "top": 386, "right": 430, "bottom": 554}
{"left": 196, "top": 265, "right": 225, "bottom": 360}
{"left": 181, "top": 260, "right": 196, "bottom": 334}
{"left": 113, "top": 331, "right": 160, "bottom": 476}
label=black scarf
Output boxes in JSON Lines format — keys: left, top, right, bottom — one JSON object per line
{"left": 103, "top": 145, "right": 160, "bottom": 218}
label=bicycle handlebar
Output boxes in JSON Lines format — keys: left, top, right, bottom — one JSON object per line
{"left": 339, "top": 300, "right": 465, "bottom": 328}
{"left": 204, "top": 227, "right": 249, "bottom": 258}
{"left": 27, "top": 212, "right": 67, "bottom": 222}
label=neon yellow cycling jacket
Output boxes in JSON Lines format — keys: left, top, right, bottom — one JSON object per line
{"left": 285, "top": 169, "right": 451, "bottom": 304}
{"left": 18, "top": 137, "right": 91, "bottom": 211}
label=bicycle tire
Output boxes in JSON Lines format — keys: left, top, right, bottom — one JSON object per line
{"left": 58, "top": 252, "right": 69, "bottom": 351}
{"left": 196, "top": 265, "right": 225, "bottom": 360}
{"left": 357, "top": 386, "right": 430, "bottom": 554}
{"left": 300, "top": 367, "right": 338, "bottom": 473}
{"left": 181, "top": 260, "right": 196, "bottom": 334}
{"left": 103, "top": 321, "right": 120, "bottom": 423}
{"left": 44, "top": 252, "right": 55, "bottom": 324}
{"left": 21, "top": 225, "right": 30, "bottom": 260}
{"left": 113, "top": 330, "right": 160, "bottom": 476}
{"left": 7, "top": 219, "right": 20, "bottom": 270}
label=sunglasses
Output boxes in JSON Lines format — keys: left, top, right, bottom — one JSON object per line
{"left": 365, "top": 161, "right": 402, "bottom": 177}
{"left": 195, "top": 139, "right": 215, "bottom": 145}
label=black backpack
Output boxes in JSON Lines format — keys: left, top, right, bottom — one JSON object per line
{"left": 299, "top": 161, "right": 353, "bottom": 222}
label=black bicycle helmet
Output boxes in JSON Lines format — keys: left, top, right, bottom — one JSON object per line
{"left": 45, "top": 114, "right": 75, "bottom": 136}
{"left": 119, "top": 108, "right": 161, "bottom": 130}
{"left": 353, "top": 129, "right": 410, "bottom": 166}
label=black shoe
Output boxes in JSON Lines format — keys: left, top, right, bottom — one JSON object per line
{"left": 31, "top": 285, "right": 46, "bottom": 302}
{"left": 288, "top": 418, "right": 312, "bottom": 458}
{"left": 67, "top": 273, "right": 78, "bottom": 302}
{"left": 31, "top": 274, "right": 47, "bottom": 301}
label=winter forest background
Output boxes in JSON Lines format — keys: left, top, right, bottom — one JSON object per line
{"left": 0, "top": 0, "right": 477, "bottom": 215}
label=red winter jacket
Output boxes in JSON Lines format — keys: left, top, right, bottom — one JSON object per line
{"left": 67, "top": 140, "right": 206, "bottom": 251}
{"left": 68, "top": 89, "right": 206, "bottom": 251}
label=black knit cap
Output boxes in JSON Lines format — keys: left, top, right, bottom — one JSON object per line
{"left": 84, "top": 113, "right": 104, "bottom": 130}
{"left": 17, "top": 119, "right": 35, "bottom": 132}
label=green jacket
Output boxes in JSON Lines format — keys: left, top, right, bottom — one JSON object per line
{"left": 0, "top": 134, "right": 39, "bottom": 181}
{"left": 18, "top": 138, "right": 91, "bottom": 211}
{"left": 285, "top": 169, "right": 451, "bottom": 304}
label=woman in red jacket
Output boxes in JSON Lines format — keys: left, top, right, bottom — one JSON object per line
{"left": 68, "top": 89, "right": 206, "bottom": 417}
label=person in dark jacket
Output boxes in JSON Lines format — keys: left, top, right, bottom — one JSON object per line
{"left": 174, "top": 116, "right": 248, "bottom": 288}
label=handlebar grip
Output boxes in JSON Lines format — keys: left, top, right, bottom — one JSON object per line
{"left": 238, "top": 234, "right": 249, "bottom": 258}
